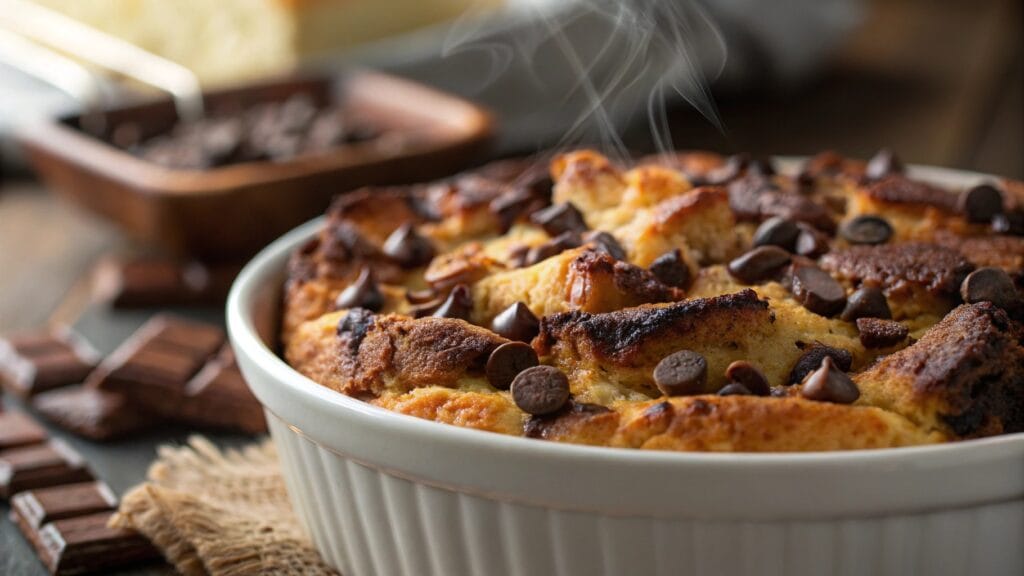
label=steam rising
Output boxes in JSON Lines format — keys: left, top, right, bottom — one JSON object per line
{"left": 442, "top": 0, "right": 727, "bottom": 160}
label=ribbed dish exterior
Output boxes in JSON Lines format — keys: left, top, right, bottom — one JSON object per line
{"left": 268, "top": 416, "right": 1024, "bottom": 576}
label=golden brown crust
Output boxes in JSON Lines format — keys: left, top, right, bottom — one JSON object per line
{"left": 820, "top": 243, "right": 973, "bottom": 297}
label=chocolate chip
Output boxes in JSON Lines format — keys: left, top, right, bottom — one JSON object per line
{"left": 490, "top": 302, "right": 540, "bottom": 342}
{"left": 336, "top": 308, "right": 375, "bottom": 352}
{"left": 840, "top": 286, "right": 892, "bottom": 321}
{"left": 490, "top": 189, "right": 543, "bottom": 231}
{"left": 653, "top": 350, "right": 707, "bottom": 396}
{"left": 486, "top": 342, "right": 539, "bottom": 390}
{"left": 794, "top": 224, "right": 829, "bottom": 258}
{"left": 864, "top": 149, "right": 903, "bottom": 181}
{"left": 856, "top": 318, "right": 909, "bottom": 348}
{"left": 507, "top": 245, "right": 531, "bottom": 268}
{"left": 992, "top": 212, "right": 1024, "bottom": 235}
{"left": 382, "top": 223, "right": 436, "bottom": 268}
{"left": 334, "top": 268, "right": 384, "bottom": 311}
{"left": 727, "top": 246, "right": 792, "bottom": 284}
{"left": 752, "top": 217, "right": 800, "bottom": 251}
{"left": 525, "top": 231, "right": 582, "bottom": 266}
{"left": 648, "top": 250, "right": 691, "bottom": 289}
{"left": 718, "top": 383, "right": 753, "bottom": 396}
{"left": 583, "top": 231, "right": 627, "bottom": 261}
{"left": 799, "top": 356, "right": 860, "bottom": 404}
{"left": 958, "top": 184, "right": 1005, "bottom": 223}
{"left": 788, "top": 345, "right": 853, "bottom": 384}
{"left": 960, "top": 267, "right": 1021, "bottom": 311}
{"left": 510, "top": 366, "right": 571, "bottom": 415}
{"left": 432, "top": 284, "right": 473, "bottom": 321}
{"left": 840, "top": 215, "right": 893, "bottom": 245}
{"left": 530, "top": 202, "right": 588, "bottom": 236}
{"left": 724, "top": 360, "right": 770, "bottom": 396}
{"left": 790, "top": 264, "right": 847, "bottom": 317}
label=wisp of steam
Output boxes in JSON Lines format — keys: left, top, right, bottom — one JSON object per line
{"left": 441, "top": 0, "right": 727, "bottom": 161}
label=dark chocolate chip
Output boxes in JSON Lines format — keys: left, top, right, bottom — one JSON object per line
{"left": 583, "top": 231, "right": 627, "bottom": 261}
{"left": 432, "top": 284, "right": 473, "bottom": 321}
{"left": 790, "top": 264, "right": 847, "bottom": 317}
{"left": 486, "top": 342, "right": 539, "bottom": 390}
{"left": 724, "top": 360, "right": 770, "bottom": 396}
{"left": 960, "top": 267, "right": 1021, "bottom": 311}
{"left": 788, "top": 345, "right": 853, "bottom": 385}
{"left": 334, "top": 268, "right": 384, "bottom": 312}
{"left": 718, "top": 383, "right": 753, "bottom": 396}
{"left": 799, "top": 356, "right": 860, "bottom": 404}
{"left": 794, "top": 224, "right": 830, "bottom": 258}
{"left": 727, "top": 246, "right": 792, "bottom": 284}
{"left": 382, "top": 223, "right": 436, "bottom": 268}
{"left": 840, "top": 286, "right": 892, "bottom": 321}
{"left": 653, "top": 350, "right": 707, "bottom": 397}
{"left": 490, "top": 189, "right": 540, "bottom": 231}
{"left": 507, "top": 245, "right": 531, "bottom": 269}
{"left": 511, "top": 366, "right": 571, "bottom": 415}
{"left": 839, "top": 215, "right": 893, "bottom": 245}
{"left": 648, "top": 250, "right": 691, "bottom": 289}
{"left": 856, "top": 318, "right": 909, "bottom": 349}
{"left": 753, "top": 216, "right": 800, "bottom": 252}
{"left": 336, "top": 308, "right": 375, "bottom": 352}
{"left": 958, "top": 184, "right": 1005, "bottom": 224}
{"left": 530, "top": 202, "right": 588, "bottom": 236}
{"left": 864, "top": 149, "right": 904, "bottom": 181}
{"left": 992, "top": 212, "right": 1024, "bottom": 235}
{"left": 490, "top": 302, "right": 540, "bottom": 343}
{"left": 525, "top": 231, "right": 582, "bottom": 266}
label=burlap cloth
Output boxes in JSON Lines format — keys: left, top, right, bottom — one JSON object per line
{"left": 111, "top": 436, "right": 337, "bottom": 576}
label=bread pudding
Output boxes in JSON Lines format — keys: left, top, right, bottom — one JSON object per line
{"left": 282, "top": 149, "right": 1024, "bottom": 452}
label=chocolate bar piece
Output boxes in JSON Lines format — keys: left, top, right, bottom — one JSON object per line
{"left": 0, "top": 329, "right": 99, "bottom": 397}
{"left": 11, "top": 482, "right": 118, "bottom": 532}
{"left": 180, "top": 346, "right": 267, "bottom": 435}
{"left": 0, "top": 411, "right": 48, "bottom": 450}
{"left": 32, "top": 386, "right": 159, "bottom": 441}
{"left": 33, "top": 512, "right": 160, "bottom": 575}
{"left": 89, "top": 315, "right": 225, "bottom": 416}
{"left": 93, "top": 256, "right": 241, "bottom": 309}
{"left": 0, "top": 439, "right": 94, "bottom": 499}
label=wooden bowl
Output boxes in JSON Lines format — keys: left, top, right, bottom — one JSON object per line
{"left": 19, "top": 71, "right": 494, "bottom": 261}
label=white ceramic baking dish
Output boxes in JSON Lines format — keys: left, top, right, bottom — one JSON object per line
{"left": 227, "top": 163, "right": 1024, "bottom": 576}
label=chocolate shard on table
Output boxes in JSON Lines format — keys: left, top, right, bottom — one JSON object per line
{"left": 32, "top": 386, "right": 160, "bottom": 441}
{"left": 0, "top": 328, "right": 100, "bottom": 397}
{"left": 92, "top": 255, "right": 241, "bottom": 309}
{"left": 179, "top": 346, "right": 267, "bottom": 435}
{"left": 11, "top": 481, "right": 118, "bottom": 533}
{"left": 89, "top": 315, "right": 225, "bottom": 417}
{"left": 32, "top": 512, "right": 161, "bottom": 576}
{"left": 0, "top": 410, "right": 49, "bottom": 450}
{"left": 0, "top": 439, "right": 94, "bottom": 499}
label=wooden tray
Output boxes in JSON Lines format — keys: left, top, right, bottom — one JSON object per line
{"left": 19, "top": 71, "right": 494, "bottom": 261}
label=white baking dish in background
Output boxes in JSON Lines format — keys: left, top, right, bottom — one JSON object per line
{"left": 228, "top": 163, "right": 1024, "bottom": 576}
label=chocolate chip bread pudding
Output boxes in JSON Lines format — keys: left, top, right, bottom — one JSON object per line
{"left": 282, "top": 149, "right": 1024, "bottom": 452}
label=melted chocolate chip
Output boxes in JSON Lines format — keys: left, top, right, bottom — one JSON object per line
{"left": 334, "top": 268, "right": 384, "bottom": 311}
{"left": 336, "top": 308, "right": 375, "bottom": 352}
{"left": 856, "top": 317, "right": 909, "bottom": 348}
{"left": 511, "top": 366, "right": 571, "bottom": 415}
{"left": 724, "top": 360, "right": 770, "bottom": 396}
{"left": 490, "top": 189, "right": 538, "bottom": 231}
{"left": 840, "top": 286, "right": 892, "bottom": 321}
{"left": 960, "top": 267, "right": 1021, "bottom": 311}
{"left": 958, "top": 184, "right": 1005, "bottom": 224}
{"left": 840, "top": 215, "right": 893, "bottom": 245}
{"left": 486, "top": 342, "right": 539, "bottom": 390}
{"left": 490, "top": 302, "right": 540, "bottom": 342}
{"left": 648, "top": 250, "right": 691, "bottom": 289}
{"left": 525, "top": 231, "right": 582, "bottom": 266}
{"left": 653, "top": 350, "right": 707, "bottom": 397}
{"left": 864, "top": 149, "right": 904, "bottom": 181}
{"left": 727, "top": 246, "right": 792, "bottom": 284}
{"left": 530, "top": 202, "right": 588, "bottom": 236}
{"left": 790, "top": 264, "right": 847, "bottom": 317}
{"left": 799, "top": 356, "right": 860, "bottom": 404}
{"left": 752, "top": 217, "right": 800, "bottom": 252}
{"left": 794, "top": 224, "right": 830, "bottom": 258}
{"left": 583, "top": 231, "right": 627, "bottom": 261}
{"left": 788, "top": 345, "right": 853, "bottom": 384}
{"left": 718, "top": 383, "right": 753, "bottom": 396}
{"left": 432, "top": 284, "right": 473, "bottom": 321}
{"left": 382, "top": 223, "right": 436, "bottom": 268}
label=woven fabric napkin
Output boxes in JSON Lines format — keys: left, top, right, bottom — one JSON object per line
{"left": 111, "top": 436, "right": 336, "bottom": 576}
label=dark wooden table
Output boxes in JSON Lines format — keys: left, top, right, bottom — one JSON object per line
{"left": 0, "top": 0, "right": 1020, "bottom": 573}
